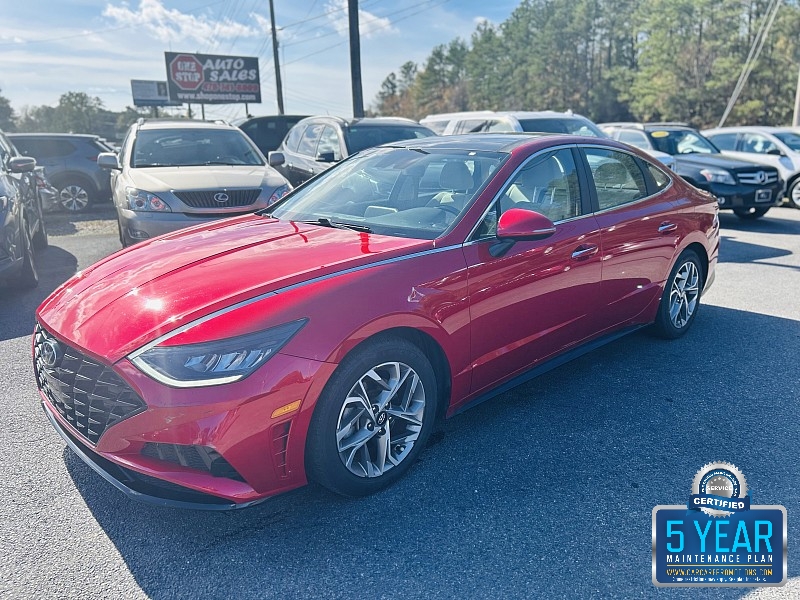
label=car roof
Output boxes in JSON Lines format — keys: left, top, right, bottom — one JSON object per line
{"left": 422, "top": 110, "right": 591, "bottom": 122}
{"left": 702, "top": 126, "right": 789, "bottom": 134}
{"left": 7, "top": 132, "right": 103, "bottom": 140}
{"left": 298, "top": 116, "right": 428, "bottom": 128}
{"left": 137, "top": 119, "right": 237, "bottom": 130}
{"left": 385, "top": 132, "right": 599, "bottom": 153}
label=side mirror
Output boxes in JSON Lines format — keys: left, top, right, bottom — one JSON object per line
{"left": 97, "top": 152, "right": 120, "bottom": 170}
{"left": 496, "top": 208, "right": 556, "bottom": 241}
{"left": 9, "top": 156, "right": 36, "bottom": 173}
{"left": 316, "top": 151, "right": 337, "bottom": 163}
{"left": 268, "top": 151, "right": 285, "bottom": 167}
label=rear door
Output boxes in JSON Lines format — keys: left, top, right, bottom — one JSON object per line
{"left": 580, "top": 146, "right": 678, "bottom": 331}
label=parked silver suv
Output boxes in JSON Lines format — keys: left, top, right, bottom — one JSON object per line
{"left": 98, "top": 119, "right": 291, "bottom": 247}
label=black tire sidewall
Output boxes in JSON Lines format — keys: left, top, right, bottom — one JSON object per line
{"left": 306, "top": 337, "right": 438, "bottom": 497}
{"left": 653, "top": 250, "right": 702, "bottom": 339}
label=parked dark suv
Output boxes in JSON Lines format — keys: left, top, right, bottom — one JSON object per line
{"left": 272, "top": 116, "right": 436, "bottom": 186}
{"left": 600, "top": 123, "right": 782, "bottom": 219}
{"left": 9, "top": 133, "right": 114, "bottom": 212}
{"left": 234, "top": 114, "right": 309, "bottom": 157}
{"left": 0, "top": 130, "right": 48, "bottom": 288}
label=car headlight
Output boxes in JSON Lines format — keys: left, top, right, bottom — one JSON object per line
{"left": 126, "top": 187, "right": 171, "bottom": 212}
{"left": 130, "top": 319, "right": 307, "bottom": 387}
{"left": 265, "top": 184, "right": 291, "bottom": 207}
{"left": 699, "top": 168, "right": 736, "bottom": 186}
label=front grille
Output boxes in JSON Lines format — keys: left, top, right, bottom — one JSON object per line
{"left": 173, "top": 188, "right": 261, "bottom": 208}
{"left": 737, "top": 170, "right": 779, "bottom": 185}
{"left": 141, "top": 442, "right": 246, "bottom": 482}
{"left": 34, "top": 323, "right": 146, "bottom": 444}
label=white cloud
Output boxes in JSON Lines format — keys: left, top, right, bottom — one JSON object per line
{"left": 102, "top": 0, "right": 260, "bottom": 46}
{"left": 325, "top": 0, "right": 396, "bottom": 39}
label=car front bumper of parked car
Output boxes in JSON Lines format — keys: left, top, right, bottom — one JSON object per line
{"left": 706, "top": 180, "right": 783, "bottom": 209}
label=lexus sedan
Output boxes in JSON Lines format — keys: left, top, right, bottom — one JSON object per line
{"left": 34, "top": 134, "right": 719, "bottom": 509}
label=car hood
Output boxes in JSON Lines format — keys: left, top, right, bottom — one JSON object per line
{"left": 129, "top": 165, "right": 284, "bottom": 191}
{"left": 36, "top": 215, "right": 429, "bottom": 361}
{"left": 674, "top": 153, "right": 770, "bottom": 172}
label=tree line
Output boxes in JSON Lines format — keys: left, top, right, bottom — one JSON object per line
{"left": 373, "top": 0, "right": 800, "bottom": 128}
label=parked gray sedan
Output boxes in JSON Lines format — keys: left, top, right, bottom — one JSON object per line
{"left": 98, "top": 119, "right": 291, "bottom": 247}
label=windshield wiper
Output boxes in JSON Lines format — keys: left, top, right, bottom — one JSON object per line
{"left": 301, "top": 218, "right": 371, "bottom": 233}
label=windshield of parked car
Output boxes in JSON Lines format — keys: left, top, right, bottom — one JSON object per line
{"left": 131, "top": 128, "right": 264, "bottom": 167}
{"left": 648, "top": 129, "right": 719, "bottom": 155}
{"left": 343, "top": 126, "right": 436, "bottom": 154}
{"left": 517, "top": 118, "right": 604, "bottom": 137}
{"left": 268, "top": 146, "right": 506, "bottom": 240}
{"left": 773, "top": 131, "right": 800, "bottom": 151}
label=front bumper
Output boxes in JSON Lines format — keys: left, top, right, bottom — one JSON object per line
{"left": 710, "top": 181, "right": 782, "bottom": 209}
{"left": 118, "top": 208, "right": 259, "bottom": 242}
{"left": 35, "top": 323, "right": 336, "bottom": 509}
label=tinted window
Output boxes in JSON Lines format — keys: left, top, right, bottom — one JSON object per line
{"left": 316, "top": 126, "right": 342, "bottom": 161}
{"left": 517, "top": 118, "right": 603, "bottom": 137}
{"left": 344, "top": 126, "right": 434, "bottom": 154}
{"left": 773, "top": 131, "right": 800, "bottom": 151}
{"left": 422, "top": 120, "right": 449, "bottom": 134}
{"left": 585, "top": 148, "right": 648, "bottom": 210}
{"left": 455, "top": 119, "right": 491, "bottom": 134}
{"left": 296, "top": 123, "right": 324, "bottom": 156}
{"left": 132, "top": 128, "right": 263, "bottom": 167}
{"left": 648, "top": 129, "right": 718, "bottom": 155}
{"left": 240, "top": 116, "right": 306, "bottom": 154}
{"left": 12, "top": 138, "right": 74, "bottom": 159}
{"left": 706, "top": 132, "right": 738, "bottom": 150}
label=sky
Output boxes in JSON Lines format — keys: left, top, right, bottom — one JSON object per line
{"left": 0, "top": 0, "right": 520, "bottom": 122}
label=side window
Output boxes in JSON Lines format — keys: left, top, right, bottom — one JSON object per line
{"left": 316, "top": 126, "right": 342, "bottom": 161}
{"left": 0, "top": 135, "right": 11, "bottom": 163}
{"left": 457, "top": 119, "right": 489, "bottom": 134}
{"left": 485, "top": 119, "right": 514, "bottom": 133}
{"left": 647, "top": 163, "right": 670, "bottom": 191}
{"left": 283, "top": 124, "right": 306, "bottom": 152}
{"left": 707, "top": 132, "right": 738, "bottom": 151}
{"left": 474, "top": 148, "right": 582, "bottom": 239}
{"left": 585, "top": 148, "right": 648, "bottom": 210}
{"left": 741, "top": 133, "right": 778, "bottom": 155}
{"left": 295, "top": 123, "right": 324, "bottom": 157}
{"left": 118, "top": 129, "right": 133, "bottom": 167}
{"left": 617, "top": 130, "right": 650, "bottom": 150}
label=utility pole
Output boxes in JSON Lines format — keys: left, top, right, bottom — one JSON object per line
{"left": 269, "top": 0, "right": 285, "bottom": 115}
{"left": 348, "top": 0, "right": 364, "bottom": 118}
{"left": 793, "top": 64, "right": 800, "bottom": 126}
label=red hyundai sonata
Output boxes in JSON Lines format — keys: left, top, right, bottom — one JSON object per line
{"left": 34, "top": 134, "right": 719, "bottom": 508}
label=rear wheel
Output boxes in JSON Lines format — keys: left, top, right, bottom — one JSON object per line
{"left": 306, "top": 337, "right": 438, "bottom": 497}
{"left": 55, "top": 177, "right": 93, "bottom": 212}
{"left": 652, "top": 250, "right": 702, "bottom": 339}
{"left": 733, "top": 206, "right": 769, "bottom": 220}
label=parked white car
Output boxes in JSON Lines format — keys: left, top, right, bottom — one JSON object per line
{"left": 421, "top": 110, "right": 677, "bottom": 169}
{"left": 702, "top": 126, "right": 800, "bottom": 208}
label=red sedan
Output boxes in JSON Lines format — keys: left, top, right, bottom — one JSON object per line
{"left": 34, "top": 134, "right": 719, "bottom": 508}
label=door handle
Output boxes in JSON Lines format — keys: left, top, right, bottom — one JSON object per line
{"left": 658, "top": 222, "right": 677, "bottom": 233}
{"left": 571, "top": 244, "right": 599, "bottom": 260}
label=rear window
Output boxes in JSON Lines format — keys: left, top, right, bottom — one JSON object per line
{"left": 11, "top": 138, "right": 75, "bottom": 159}
{"left": 344, "top": 126, "right": 435, "bottom": 154}
{"left": 517, "top": 118, "right": 603, "bottom": 137}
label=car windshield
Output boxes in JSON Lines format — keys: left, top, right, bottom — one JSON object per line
{"left": 343, "top": 126, "right": 436, "bottom": 154}
{"left": 648, "top": 129, "right": 719, "bottom": 155}
{"left": 132, "top": 128, "right": 264, "bottom": 167}
{"left": 517, "top": 118, "right": 604, "bottom": 137}
{"left": 269, "top": 146, "right": 506, "bottom": 240}
{"left": 773, "top": 131, "right": 800, "bottom": 151}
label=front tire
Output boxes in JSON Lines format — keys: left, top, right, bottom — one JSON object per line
{"left": 733, "top": 206, "right": 769, "bottom": 220}
{"left": 788, "top": 179, "right": 800, "bottom": 209}
{"left": 306, "top": 337, "right": 439, "bottom": 497}
{"left": 652, "top": 250, "right": 703, "bottom": 339}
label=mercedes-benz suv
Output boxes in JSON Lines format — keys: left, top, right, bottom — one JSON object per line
{"left": 600, "top": 123, "right": 782, "bottom": 219}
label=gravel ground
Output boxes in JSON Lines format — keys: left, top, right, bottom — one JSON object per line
{"left": 45, "top": 204, "right": 118, "bottom": 237}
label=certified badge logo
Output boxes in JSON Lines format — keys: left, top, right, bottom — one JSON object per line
{"left": 652, "top": 462, "right": 786, "bottom": 588}
{"left": 691, "top": 462, "right": 749, "bottom": 517}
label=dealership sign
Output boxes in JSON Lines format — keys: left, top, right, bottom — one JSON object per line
{"left": 130, "top": 80, "right": 181, "bottom": 107}
{"left": 164, "top": 52, "right": 261, "bottom": 104}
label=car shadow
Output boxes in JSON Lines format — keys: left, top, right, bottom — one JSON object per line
{"left": 62, "top": 305, "right": 799, "bottom": 599}
{"left": 719, "top": 235, "right": 793, "bottom": 264}
{"left": 718, "top": 206, "right": 800, "bottom": 234}
{"left": 0, "top": 245, "right": 78, "bottom": 342}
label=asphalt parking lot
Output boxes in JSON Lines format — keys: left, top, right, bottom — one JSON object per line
{"left": 1, "top": 206, "right": 799, "bottom": 599}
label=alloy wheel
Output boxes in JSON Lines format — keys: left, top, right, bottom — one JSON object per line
{"left": 59, "top": 185, "right": 90, "bottom": 212}
{"left": 335, "top": 361, "right": 426, "bottom": 478}
{"left": 668, "top": 260, "right": 700, "bottom": 329}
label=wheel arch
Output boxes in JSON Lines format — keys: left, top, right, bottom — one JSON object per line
{"left": 49, "top": 170, "right": 97, "bottom": 195}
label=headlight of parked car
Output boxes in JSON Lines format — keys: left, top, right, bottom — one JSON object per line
{"left": 265, "top": 184, "right": 292, "bottom": 207}
{"left": 130, "top": 319, "right": 307, "bottom": 387}
{"left": 126, "top": 187, "right": 172, "bottom": 212}
{"left": 699, "top": 168, "right": 736, "bottom": 186}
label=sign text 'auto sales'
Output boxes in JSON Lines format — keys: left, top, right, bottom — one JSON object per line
{"left": 164, "top": 52, "right": 261, "bottom": 104}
